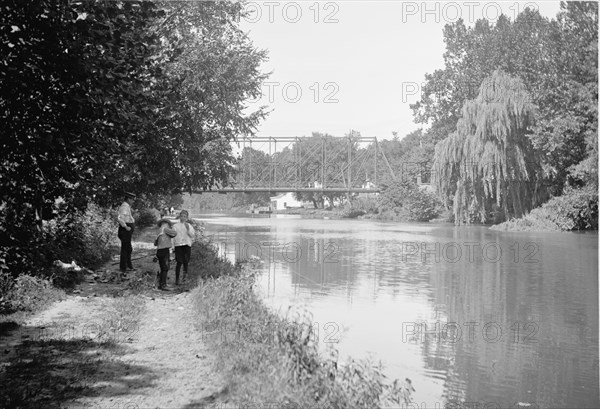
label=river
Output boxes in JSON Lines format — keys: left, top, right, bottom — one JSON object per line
{"left": 194, "top": 213, "right": 599, "bottom": 409}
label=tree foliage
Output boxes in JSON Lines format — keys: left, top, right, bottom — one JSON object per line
{"left": 0, "top": 0, "right": 268, "bottom": 275}
{"left": 378, "top": 180, "right": 441, "bottom": 222}
{"left": 432, "top": 71, "right": 547, "bottom": 224}
{"left": 411, "top": 3, "right": 598, "bottom": 196}
{"left": 150, "top": 1, "right": 269, "bottom": 195}
{"left": 529, "top": 2, "right": 598, "bottom": 189}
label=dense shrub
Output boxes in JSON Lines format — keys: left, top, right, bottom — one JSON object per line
{"left": 339, "top": 206, "right": 366, "bottom": 218}
{"left": 377, "top": 180, "right": 441, "bottom": 222}
{"left": 191, "top": 241, "right": 241, "bottom": 279}
{"left": 0, "top": 203, "right": 117, "bottom": 305}
{"left": 551, "top": 185, "right": 598, "bottom": 230}
{"left": 492, "top": 185, "right": 598, "bottom": 231}
{"left": 187, "top": 219, "right": 241, "bottom": 280}
{"left": 339, "top": 197, "right": 378, "bottom": 218}
{"left": 42, "top": 203, "right": 119, "bottom": 270}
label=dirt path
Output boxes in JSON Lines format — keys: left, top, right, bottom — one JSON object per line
{"left": 0, "top": 226, "right": 227, "bottom": 409}
{"left": 67, "top": 290, "right": 226, "bottom": 409}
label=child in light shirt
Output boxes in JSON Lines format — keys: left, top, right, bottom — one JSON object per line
{"left": 172, "top": 210, "right": 195, "bottom": 285}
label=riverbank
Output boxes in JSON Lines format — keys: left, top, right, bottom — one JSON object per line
{"left": 193, "top": 259, "right": 415, "bottom": 407}
{"left": 0, "top": 224, "right": 415, "bottom": 408}
{"left": 234, "top": 207, "right": 454, "bottom": 224}
{"left": 273, "top": 207, "right": 347, "bottom": 218}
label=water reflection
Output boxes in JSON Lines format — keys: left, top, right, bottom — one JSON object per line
{"left": 196, "top": 214, "right": 598, "bottom": 408}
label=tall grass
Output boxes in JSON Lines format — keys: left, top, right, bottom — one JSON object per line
{"left": 191, "top": 243, "right": 414, "bottom": 408}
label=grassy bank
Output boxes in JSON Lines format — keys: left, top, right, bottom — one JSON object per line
{"left": 189, "top": 241, "right": 414, "bottom": 408}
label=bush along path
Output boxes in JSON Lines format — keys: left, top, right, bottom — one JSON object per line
{"left": 0, "top": 227, "right": 226, "bottom": 409}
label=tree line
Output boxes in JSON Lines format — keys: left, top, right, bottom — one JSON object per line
{"left": 413, "top": 2, "right": 598, "bottom": 225}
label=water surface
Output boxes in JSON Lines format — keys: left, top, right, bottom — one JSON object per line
{"left": 196, "top": 214, "right": 599, "bottom": 408}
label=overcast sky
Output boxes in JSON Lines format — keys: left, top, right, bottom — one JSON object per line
{"left": 239, "top": 1, "right": 562, "bottom": 144}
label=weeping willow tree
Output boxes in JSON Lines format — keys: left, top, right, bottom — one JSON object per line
{"left": 432, "top": 70, "right": 548, "bottom": 224}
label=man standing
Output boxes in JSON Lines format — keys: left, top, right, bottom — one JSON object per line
{"left": 117, "top": 192, "right": 136, "bottom": 273}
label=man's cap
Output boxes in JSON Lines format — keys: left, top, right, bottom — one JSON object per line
{"left": 124, "top": 192, "right": 136, "bottom": 199}
{"left": 157, "top": 218, "right": 174, "bottom": 227}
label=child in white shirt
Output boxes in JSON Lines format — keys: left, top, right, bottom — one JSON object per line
{"left": 172, "top": 210, "right": 195, "bottom": 285}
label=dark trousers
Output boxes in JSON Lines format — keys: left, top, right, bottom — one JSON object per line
{"left": 175, "top": 245, "right": 191, "bottom": 282}
{"left": 118, "top": 223, "right": 134, "bottom": 271}
{"left": 157, "top": 248, "right": 170, "bottom": 287}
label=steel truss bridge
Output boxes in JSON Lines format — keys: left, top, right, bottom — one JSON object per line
{"left": 195, "top": 136, "right": 398, "bottom": 194}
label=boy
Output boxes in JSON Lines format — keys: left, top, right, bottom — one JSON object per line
{"left": 155, "top": 218, "right": 177, "bottom": 290}
{"left": 172, "top": 210, "right": 195, "bottom": 285}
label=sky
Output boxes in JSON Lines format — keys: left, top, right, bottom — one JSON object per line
{"left": 238, "top": 1, "right": 563, "bottom": 144}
